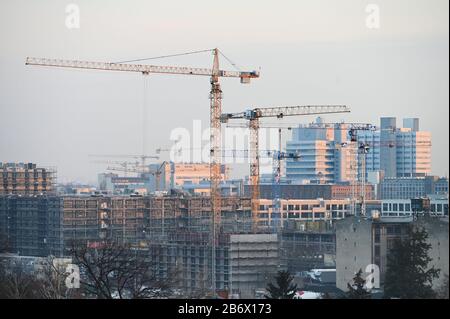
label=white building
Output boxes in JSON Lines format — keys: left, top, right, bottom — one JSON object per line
{"left": 285, "top": 118, "right": 357, "bottom": 184}
{"left": 381, "top": 197, "right": 449, "bottom": 217}
{"left": 356, "top": 117, "right": 431, "bottom": 179}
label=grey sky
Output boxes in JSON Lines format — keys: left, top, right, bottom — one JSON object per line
{"left": 0, "top": 0, "right": 448, "bottom": 184}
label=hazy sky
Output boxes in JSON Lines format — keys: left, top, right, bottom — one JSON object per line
{"left": 0, "top": 0, "right": 448, "bottom": 184}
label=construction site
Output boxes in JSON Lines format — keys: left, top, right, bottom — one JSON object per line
{"left": 16, "top": 48, "right": 375, "bottom": 298}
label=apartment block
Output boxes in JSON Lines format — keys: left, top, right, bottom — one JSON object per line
{"left": 0, "top": 163, "right": 56, "bottom": 195}
{"left": 381, "top": 197, "right": 449, "bottom": 218}
{"left": 379, "top": 176, "right": 449, "bottom": 200}
{"left": 62, "top": 195, "right": 148, "bottom": 248}
{"left": 251, "top": 183, "right": 375, "bottom": 201}
{"left": 0, "top": 195, "right": 63, "bottom": 257}
{"left": 256, "top": 198, "right": 352, "bottom": 230}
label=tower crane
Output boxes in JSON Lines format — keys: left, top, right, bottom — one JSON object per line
{"left": 88, "top": 154, "right": 160, "bottom": 169}
{"left": 26, "top": 49, "right": 259, "bottom": 294}
{"left": 90, "top": 160, "right": 141, "bottom": 177}
{"left": 106, "top": 161, "right": 168, "bottom": 192}
{"left": 221, "top": 105, "right": 351, "bottom": 228}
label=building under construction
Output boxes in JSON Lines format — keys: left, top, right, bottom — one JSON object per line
{"left": 0, "top": 195, "right": 63, "bottom": 257}
{"left": 0, "top": 163, "right": 56, "bottom": 195}
{"left": 0, "top": 191, "right": 354, "bottom": 297}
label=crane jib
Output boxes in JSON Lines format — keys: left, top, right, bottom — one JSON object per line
{"left": 25, "top": 57, "right": 259, "bottom": 81}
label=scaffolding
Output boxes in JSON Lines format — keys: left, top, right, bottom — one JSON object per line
{"left": 0, "top": 163, "right": 57, "bottom": 195}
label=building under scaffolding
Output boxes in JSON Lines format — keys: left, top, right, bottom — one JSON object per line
{"left": 0, "top": 191, "right": 352, "bottom": 297}
{"left": 62, "top": 195, "right": 148, "bottom": 248}
{"left": 0, "top": 163, "right": 56, "bottom": 195}
{"left": 0, "top": 195, "right": 64, "bottom": 257}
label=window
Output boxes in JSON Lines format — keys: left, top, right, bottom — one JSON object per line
{"left": 393, "top": 204, "right": 398, "bottom": 212}
{"left": 399, "top": 203, "right": 404, "bottom": 212}
{"left": 383, "top": 203, "right": 389, "bottom": 211}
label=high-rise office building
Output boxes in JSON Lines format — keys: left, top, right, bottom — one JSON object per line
{"left": 396, "top": 128, "right": 431, "bottom": 178}
{"left": 357, "top": 117, "right": 432, "bottom": 178}
{"left": 285, "top": 118, "right": 357, "bottom": 184}
{"left": 380, "top": 117, "right": 397, "bottom": 178}
{"left": 285, "top": 117, "right": 431, "bottom": 184}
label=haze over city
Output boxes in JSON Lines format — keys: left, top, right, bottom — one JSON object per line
{"left": 0, "top": 0, "right": 448, "bottom": 184}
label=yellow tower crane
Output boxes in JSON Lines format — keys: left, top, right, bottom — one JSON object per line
{"left": 26, "top": 49, "right": 259, "bottom": 294}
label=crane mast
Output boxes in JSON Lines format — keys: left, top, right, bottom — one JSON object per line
{"left": 209, "top": 48, "right": 222, "bottom": 294}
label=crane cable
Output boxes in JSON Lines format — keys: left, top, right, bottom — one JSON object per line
{"left": 114, "top": 48, "right": 243, "bottom": 71}
{"left": 114, "top": 49, "right": 214, "bottom": 64}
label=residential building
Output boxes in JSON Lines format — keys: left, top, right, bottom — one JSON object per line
{"left": 248, "top": 183, "right": 374, "bottom": 201}
{"left": 379, "top": 176, "right": 449, "bottom": 200}
{"left": 62, "top": 195, "right": 148, "bottom": 248}
{"left": 0, "top": 195, "right": 63, "bottom": 257}
{"left": 171, "top": 163, "right": 229, "bottom": 187}
{"left": 256, "top": 198, "right": 352, "bottom": 230}
{"left": 335, "top": 216, "right": 449, "bottom": 292}
{"left": 0, "top": 163, "right": 56, "bottom": 195}
{"left": 381, "top": 197, "right": 448, "bottom": 217}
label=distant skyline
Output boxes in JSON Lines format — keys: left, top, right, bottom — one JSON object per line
{"left": 0, "top": 0, "right": 448, "bottom": 184}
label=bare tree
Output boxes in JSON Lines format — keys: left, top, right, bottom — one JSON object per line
{"left": 34, "top": 256, "right": 77, "bottom": 299}
{"left": 0, "top": 261, "right": 40, "bottom": 299}
{"left": 68, "top": 240, "right": 174, "bottom": 299}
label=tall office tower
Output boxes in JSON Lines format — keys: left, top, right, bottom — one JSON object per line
{"left": 396, "top": 125, "right": 432, "bottom": 178}
{"left": 357, "top": 117, "right": 431, "bottom": 179}
{"left": 403, "top": 118, "right": 420, "bottom": 132}
{"left": 356, "top": 129, "right": 380, "bottom": 174}
{"left": 380, "top": 117, "right": 397, "bottom": 178}
{"left": 334, "top": 123, "right": 358, "bottom": 183}
{"left": 285, "top": 118, "right": 356, "bottom": 184}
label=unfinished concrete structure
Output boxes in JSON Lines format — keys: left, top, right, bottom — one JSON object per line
{"left": 281, "top": 220, "right": 336, "bottom": 273}
{"left": 146, "top": 195, "right": 257, "bottom": 295}
{"left": 0, "top": 195, "right": 64, "bottom": 257}
{"left": 0, "top": 163, "right": 56, "bottom": 195}
{"left": 229, "top": 234, "right": 280, "bottom": 298}
{"left": 256, "top": 198, "right": 352, "bottom": 230}
{"left": 62, "top": 195, "right": 148, "bottom": 248}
